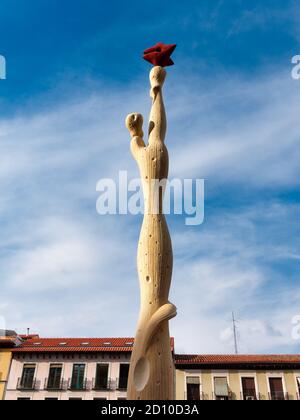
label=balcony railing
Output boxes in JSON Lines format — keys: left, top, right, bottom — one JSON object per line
{"left": 92, "top": 377, "right": 112, "bottom": 391}
{"left": 240, "top": 391, "right": 260, "bottom": 401}
{"left": 68, "top": 378, "right": 88, "bottom": 391}
{"left": 213, "top": 391, "right": 233, "bottom": 400}
{"left": 268, "top": 392, "right": 289, "bottom": 401}
{"left": 184, "top": 391, "right": 205, "bottom": 400}
{"left": 44, "top": 378, "right": 66, "bottom": 391}
{"left": 17, "top": 377, "right": 37, "bottom": 391}
{"left": 116, "top": 377, "right": 128, "bottom": 391}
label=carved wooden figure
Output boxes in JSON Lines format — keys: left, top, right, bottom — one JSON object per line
{"left": 126, "top": 65, "right": 177, "bottom": 400}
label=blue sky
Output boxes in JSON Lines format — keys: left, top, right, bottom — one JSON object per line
{"left": 1, "top": 0, "right": 298, "bottom": 107}
{"left": 0, "top": 0, "right": 300, "bottom": 354}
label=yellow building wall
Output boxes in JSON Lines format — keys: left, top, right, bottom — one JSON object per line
{"left": 176, "top": 368, "right": 300, "bottom": 401}
{"left": 254, "top": 371, "right": 268, "bottom": 400}
{"left": 229, "top": 371, "right": 241, "bottom": 400}
{"left": 175, "top": 369, "right": 185, "bottom": 400}
{"left": 284, "top": 371, "right": 297, "bottom": 401}
{"left": 176, "top": 369, "right": 213, "bottom": 400}
{"left": 201, "top": 370, "right": 212, "bottom": 400}
{"left": 0, "top": 350, "right": 12, "bottom": 400}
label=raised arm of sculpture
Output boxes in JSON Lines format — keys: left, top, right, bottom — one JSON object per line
{"left": 125, "top": 43, "right": 177, "bottom": 401}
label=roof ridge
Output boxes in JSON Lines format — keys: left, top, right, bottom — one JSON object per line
{"left": 23, "top": 337, "right": 135, "bottom": 340}
{"left": 175, "top": 354, "right": 300, "bottom": 357}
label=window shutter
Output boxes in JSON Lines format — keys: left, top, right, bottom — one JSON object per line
{"left": 186, "top": 377, "right": 200, "bottom": 385}
{"left": 214, "top": 377, "right": 229, "bottom": 397}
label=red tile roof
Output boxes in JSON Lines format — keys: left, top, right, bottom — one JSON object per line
{"left": 12, "top": 337, "right": 175, "bottom": 353}
{"left": 175, "top": 354, "right": 300, "bottom": 365}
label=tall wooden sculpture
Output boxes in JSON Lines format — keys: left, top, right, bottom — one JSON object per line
{"left": 125, "top": 43, "right": 177, "bottom": 400}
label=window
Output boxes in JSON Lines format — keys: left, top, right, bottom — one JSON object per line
{"left": 118, "top": 364, "right": 129, "bottom": 390}
{"left": 242, "top": 377, "right": 256, "bottom": 400}
{"left": 269, "top": 377, "right": 284, "bottom": 400}
{"left": 70, "top": 364, "right": 85, "bottom": 390}
{"left": 47, "top": 364, "right": 62, "bottom": 389}
{"left": 20, "top": 364, "right": 36, "bottom": 389}
{"left": 94, "top": 364, "right": 109, "bottom": 390}
{"left": 17, "top": 397, "right": 31, "bottom": 400}
{"left": 94, "top": 398, "right": 107, "bottom": 400}
{"left": 214, "top": 377, "right": 229, "bottom": 400}
{"left": 118, "top": 398, "right": 127, "bottom": 400}
{"left": 45, "top": 398, "right": 58, "bottom": 400}
{"left": 69, "top": 398, "right": 82, "bottom": 400}
{"left": 186, "top": 377, "right": 201, "bottom": 400}
{"left": 297, "top": 377, "right": 300, "bottom": 395}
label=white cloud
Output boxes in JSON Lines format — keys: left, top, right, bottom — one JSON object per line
{"left": 170, "top": 199, "right": 300, "bottom": 354}
{"left": 6, "top": 221, "right": 98, "bottom": 292}
{"left": 167, "top": 71, "right": 300, "bottom": 189}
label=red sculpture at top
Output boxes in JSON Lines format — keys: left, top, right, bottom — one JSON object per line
{"left": 143, "top": 42, "right": 177, "bottom": 67}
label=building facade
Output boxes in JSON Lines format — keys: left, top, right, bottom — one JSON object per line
{"left": 175, "top": 355, "right": 300, "bottom": 401}
{"left": 4, "top": 334, "right": 300, "bottom": 401}
{"left": 0, "top": 351, "right": 12, "bottom": 400}
{"left": 0, "top": 330, "right": 22, "bottom": 400}
{"left": 5, "top": 337, "right": 134, "bottom": 400}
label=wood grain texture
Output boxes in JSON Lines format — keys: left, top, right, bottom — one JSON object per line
{"left": 126, "top": 66, "right": 177, "bottom": 400}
